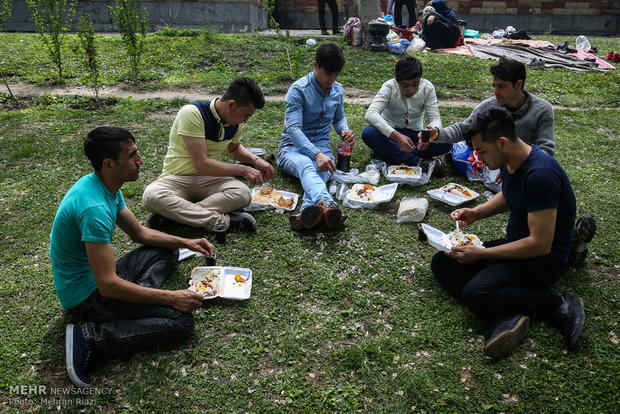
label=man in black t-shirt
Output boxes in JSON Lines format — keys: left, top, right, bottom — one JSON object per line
{"left": 431, "top": 108, "right": 586, "bottom": 359}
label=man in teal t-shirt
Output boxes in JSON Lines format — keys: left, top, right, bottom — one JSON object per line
{"left": 49, "top": 126, "right": 215, "bottom": 388}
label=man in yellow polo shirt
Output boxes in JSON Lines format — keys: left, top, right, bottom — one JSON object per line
{"left": 143, "top": 78, "right": 274, "bottom": 232}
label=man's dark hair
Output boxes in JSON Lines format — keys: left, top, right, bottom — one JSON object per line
{"left": 84, "top": 126, "right": 135, "bottom": 171}
{"left": 395, "top": 56, "right": 423, "bottom": 82}
{"left": 315, "top": 42, "right": 345, "bottom": 73}
{"left": 221, "top": 77, "right": 265, "bottom": 109}
{"left": 463, "top": 108, "right": 517, "bottom": 149}
{"left": 489, "top": 57, "right": 526, "bottom": 88}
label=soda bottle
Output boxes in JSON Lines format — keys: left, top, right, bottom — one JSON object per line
{"left": 336, "top": 143, "right": 352, "bottom": 172}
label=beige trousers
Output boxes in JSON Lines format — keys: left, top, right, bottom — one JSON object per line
{"left": 142, "top": 175, "right": 251, "bottom": 230}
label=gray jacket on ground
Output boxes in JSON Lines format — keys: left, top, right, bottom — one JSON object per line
{"left": 436, "top": 91, "right": 555, "bottom": 156}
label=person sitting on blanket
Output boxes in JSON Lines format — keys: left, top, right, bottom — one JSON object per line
{"left": 419, "top": 5, "right": 460, "bottom": 50}
{"left": 425, "top": 1, "right": 457, "bottom": 24}
{"left": 362, "top": 56, "right": 452, "bottom": 172}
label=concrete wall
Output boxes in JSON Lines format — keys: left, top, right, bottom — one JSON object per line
{"left": 273, "top": 0, "right": 620, "bottom": 35}
{"left": 5, "top": 0, "right": 619, "bottom": 35}
{"left": 5, "top": 0, "right": 269, "bottom": 33}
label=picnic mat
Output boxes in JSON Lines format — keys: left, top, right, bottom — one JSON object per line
{"left": 433, "top": 38, "right": 614, "bottom": 72}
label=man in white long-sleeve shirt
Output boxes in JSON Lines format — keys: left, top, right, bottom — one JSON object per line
{"left": 362, "top": 56, "right": 452, "bottom": 168}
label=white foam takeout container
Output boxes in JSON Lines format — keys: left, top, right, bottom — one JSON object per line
{"left": 246, "top": 188, "right": 299, "bottom": 212}
{"left": 420, "top": 224, "right": 484, "bottom": 252}
{"left": 427, "top": 183, "right": 479, "bottom": 206}
{"left": 188, "top": 266, "right": 252, "bottom": 300}
{"left": 344, "top": 183, "right": 398, "bottom": 209}
{"left": 386, "top": 164, "right": 423, "bottom": 179}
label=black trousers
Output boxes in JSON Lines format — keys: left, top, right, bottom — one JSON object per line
{"left": 318, "top": 0, "right": 339, "bottom": 32}
{"left": 421, "top": 14, "right": 460, "bottom": 49}
{"left": 394, "top": 0, "right": 415, "bottom": 27}
{"left": 430, "top": 239, "right": 565, "bottom": 324}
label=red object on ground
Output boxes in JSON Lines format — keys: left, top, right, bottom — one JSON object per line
{"left": 390, "top": 26, "right": 414, "bottom": 41}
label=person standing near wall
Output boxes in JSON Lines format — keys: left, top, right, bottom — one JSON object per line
{"left": 393, "top": 0, "right": 416, "bottom": 27}
{"left": 318, "top": 0, "right": 340, "bottom": 35}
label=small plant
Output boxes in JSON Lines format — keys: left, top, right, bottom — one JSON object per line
{"left": 25, "top": 0, "right": 77, "bottom": 82}
{"left": 0, "top": 0, "right": 18, "bottom": 104}
{"left": 76, "top": 13, "right": 100, "bottom": 101}
{"left": 108, "top": 0, "right": 148, "bottom": 85}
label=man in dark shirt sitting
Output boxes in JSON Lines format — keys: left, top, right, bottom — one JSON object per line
{"left": 431, "top": 108, "right": 586, "bottom": 359}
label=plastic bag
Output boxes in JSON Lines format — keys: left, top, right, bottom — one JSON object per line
{"left": 482, "top": 167, "right": 501, "bottom": 193}
{"left": 344, "top": 17, "right": 361, "bottom": 40}
{"left": 388, "top": 39, "right": 411, "bottom": 55}
{"left": 407, "top": 36, "right": 426, "bottom": 52}
{"left": 396, "top": 197, "right": 429, "bottom": 223}
{"left": 450, "top": 141, "right": 483, "bottom": 181}
{"left": 331, "top": 164, "right": 380, "bottom": 185}
{"left": 492, "top": 29, "right": 506, "bottom": 39}
{"left": 576, "top": 35, "right": 591, "bottom": 53}
{"left": 386, "top": 31, "right": 400, "bottom": 43}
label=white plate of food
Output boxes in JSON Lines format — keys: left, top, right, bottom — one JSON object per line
{"left": 427, "top": 183, "right": 479, "bottom": 206}
{"left": 386, "top": 164, "right": 422, "bottom": 179}
{"left": 344, "top": 183, "right": 398, "bottom": 208}
{"left": 247, "top": 187, "right": 298, "bottom": 211}
{"left": 188, "top": 266, "right": 252, "bottom": 300}
{"left": 420, "top": 224, "right": 484, "bottom": 252}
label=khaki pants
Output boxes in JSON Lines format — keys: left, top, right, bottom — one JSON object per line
{"left": 142, "top": 175, "right": 251, "bottom": 230}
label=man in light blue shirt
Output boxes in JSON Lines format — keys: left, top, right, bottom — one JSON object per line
{"left": 278, "top": 43, "right": 356, "bottom": 231}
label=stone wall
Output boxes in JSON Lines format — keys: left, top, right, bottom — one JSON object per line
{"left": 5, "top": 0, "right": 619, "bottom": 34}
{"left": 5, "top": 0, "right": 269, "bottom": 33}
{"left": 272, "top": 0, "right": 619, "bottom": 35}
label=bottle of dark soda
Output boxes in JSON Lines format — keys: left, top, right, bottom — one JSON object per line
{"left": 336, "top": 143, "right": 352, "bottom": 172}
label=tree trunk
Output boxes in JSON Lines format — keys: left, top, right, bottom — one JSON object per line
{"left": 343, "top": 0, "right": 382, "bottom": 50}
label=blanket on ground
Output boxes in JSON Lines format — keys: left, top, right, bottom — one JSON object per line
{"left": 433, "top": 38, "right": 614, "bottom": 72}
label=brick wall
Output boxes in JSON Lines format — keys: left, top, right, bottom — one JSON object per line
{"left": 279, "top": 1, "right": 618, "bottom": 16}
{"left": 448, "top": 0, "right": 618, "bottom": 16}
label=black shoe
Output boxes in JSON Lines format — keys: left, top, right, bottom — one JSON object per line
{"left": 66, "top": 324, "right": 93, "bottom": 388}
{"left": 419, "top": 157, "right": 444, "bottom": 177}
{"left": 557, "top": 40, "right": 569, "bottom": 51}
{"left": 321, "top": 30, "right": 329, "bottom": 35}
{"left": 146, "top": 213, "right": 174, "bottom": 231}
{"left": 568, "top": 215, "right": 596, "bottom": 267}
{"left": 483, "top": 315, "right": 529, "bottom": 359}
{"left": 550, "top": 295, "right": 585, "bottom": 349}
{"left": 369, "top": 150, "right": 390, "bottom": 163}
{"left": 333, "top": 29, "right": 341, "bottom": 35}
{"left": 228, "top": 212, "right": 257, "bottom": 233}
{"left": 289, "top": 204, "right": 323, "bottom": 231}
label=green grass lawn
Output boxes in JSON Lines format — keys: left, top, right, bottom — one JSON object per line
{"left": 1, "top": 32, "right": 619, "bottom": 413}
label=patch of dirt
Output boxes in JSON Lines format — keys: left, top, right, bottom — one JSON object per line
{"left": 4, "top": 82, "right": 480, "bottom": 107}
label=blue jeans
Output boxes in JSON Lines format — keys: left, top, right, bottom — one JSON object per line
{"left": 278, "top": 145, "right": 334, "bottom": 210}
{"left": 362, "top": 125, "right": 453, "bottom": 166}
{"left": 68, "top": 246, "right": 195, "bottom": 358}
{"left": 430, "top": 239, "right": 565, "bottom": 323}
